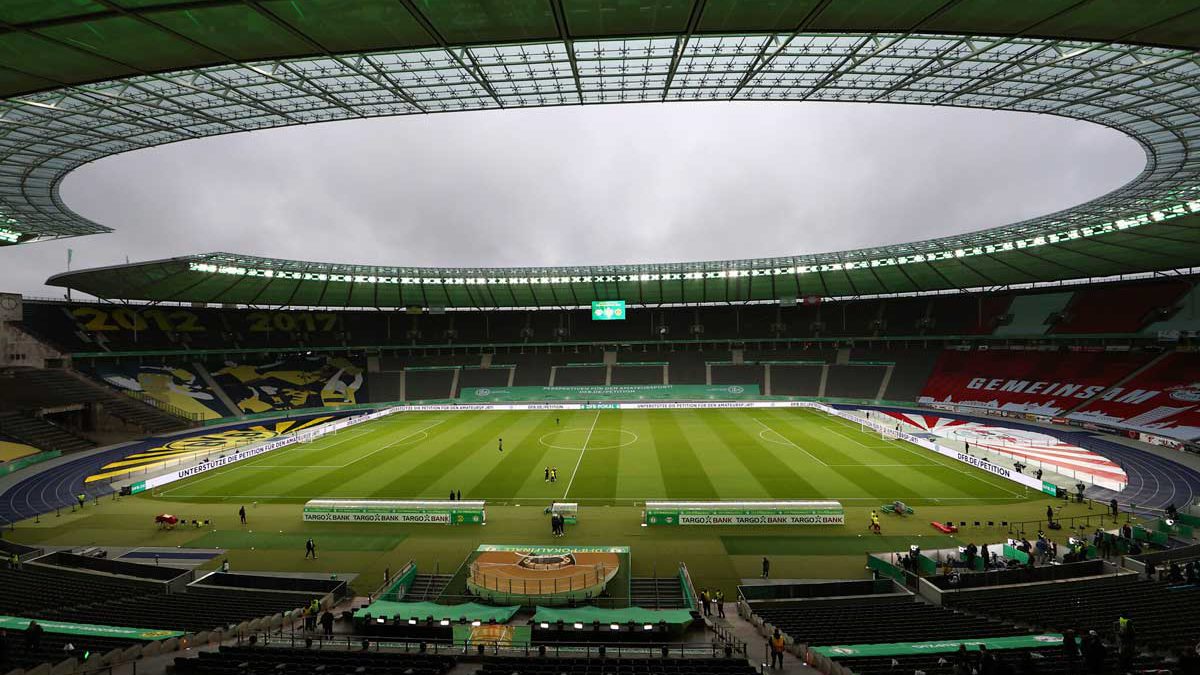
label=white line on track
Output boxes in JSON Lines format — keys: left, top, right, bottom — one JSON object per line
{"left": 753, "top": 418, "right": 829, "bottom": 466}
{"left": 562, "top": 411, "right": 601, "bottom": 498}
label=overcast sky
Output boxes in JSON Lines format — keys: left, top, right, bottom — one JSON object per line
{"left": 1, "top": 101, "right": 1142, "bottom": 298}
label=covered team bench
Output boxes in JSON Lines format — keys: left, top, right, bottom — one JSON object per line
{"left": 302, "top": 499, "right": 485, "bottom": 525}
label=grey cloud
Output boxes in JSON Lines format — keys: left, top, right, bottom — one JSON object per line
{"left": 0, "top": 101, "right": 1140, "bottom": 298}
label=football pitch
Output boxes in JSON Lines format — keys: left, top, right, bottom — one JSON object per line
{"left": 15, "top": 407, "right": 1097, "bottom": 596}
{"left": 152, "top": 408, "right": 1028, "bottom": 504}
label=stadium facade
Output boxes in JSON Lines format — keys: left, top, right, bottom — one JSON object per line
{"left": 0, "top": 1, "right": 1193, "bottom": 304}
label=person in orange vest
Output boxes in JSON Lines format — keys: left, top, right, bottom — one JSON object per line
{"left": 769, "top": 629, "right": 785, "bottom": 669}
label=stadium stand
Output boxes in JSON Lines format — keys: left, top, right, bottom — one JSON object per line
{"left": 553, "top": 365, "right": 607, "bottom": 387}
{"left": 404, "top": 369, "right": 456, "bottom": 401}
{"left": 475, "top": 656, "right": 755, "bottom": 675}
{"left": 917, "top": 348, "right": 1154, "bottom": 416}
{"left": 209, "top": 356, "right": 366, "bottom": 413}
{"left": 1070, "top": 351, "right": 1200, "bottom": 440}
{"left": 710, "top": 364, "right": 763, "bottom": 391}
{"left": 854, "top": 349, "right": 941, "bottom": 402}
{"left": 747, "top": 593, "right": 1022, "bottom": 646}
{"left": 823, "top": 364, "right": 887, "bottom": 400}
{"left": 88, "top": 362, "right": 235, "bottom": 420}
{"left": 0, "top": 368, "right": 188, "bottom": 436}
{"left": 1054, "top": 278, "right": 1191, "bottom": 334}
{"left": 768, "top": 364, "right": 824, "bottom": 397}
{"left": 942, "top": 575, "right": 1200, "bottom": 652}
{"left": 0, "top": 410, "right": 94, "bottom": 454}
{"left": 0, "top": 563, "right": 312, "bottom": 635}
{"left": 611, "top": 364, "right": 665, "bottom": 385}
{"left": 0, "top": 625, "right": 142, "bottom": 672}
{"left": 176, "top": 646, "right": 456, "bottom": 675}
{"left": 992, "top": 291, "right": 1073, "bottom": 336}
{"left": 22, "top": 278, "right": 1200, "bottom": 357}
{"left": 1144, "top": 283, "right": 1200, "bottom": 335}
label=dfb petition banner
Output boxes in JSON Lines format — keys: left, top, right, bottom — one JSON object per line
{"left": 129, "top": 406, "right": 401, "bottom": 493}
{"left": 819, "top": 406, "right": 1058, "bottom": 496}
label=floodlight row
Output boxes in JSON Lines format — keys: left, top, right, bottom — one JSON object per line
{"left": 185, "top": 199, "right": 1199, "bottom": 285}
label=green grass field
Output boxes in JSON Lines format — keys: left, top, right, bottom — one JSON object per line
{"left": 13, "top": 408, "right": 1111, "bottom": 599}
{"left": 151, "top": 408, "right": 1029, "bottom": 504}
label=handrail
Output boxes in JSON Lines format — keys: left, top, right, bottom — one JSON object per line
{"left": 122, "top": 390, "right": 206, "bottom": 422}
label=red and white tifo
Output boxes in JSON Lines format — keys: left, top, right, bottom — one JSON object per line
{"left": 876, "top": 411, "right": 1127, "bottom": 491}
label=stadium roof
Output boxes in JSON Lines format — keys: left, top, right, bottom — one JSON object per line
{"left": 4, "top": 0, "right": 1198, "bottom": 306}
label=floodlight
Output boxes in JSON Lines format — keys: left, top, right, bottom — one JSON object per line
{"left": 610, "top": 624, "right": 620, "bottom": 631}
{"left": 573, "top": 623, "right": 584, "bottom": 629}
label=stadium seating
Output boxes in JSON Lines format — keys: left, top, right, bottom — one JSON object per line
{"left": 826, "top": 645, "right": 1176, "bottom": 675}
{"left": 823, "top": 364, "right": 887, "bottom": 400}
{"left": 918, "top": 348, "right": 1153, "bottom": 415}
{"left": 475, "top": 656, "right": 756, "bottom": 675}
{"left": 0, "top": 624, "right": 140, "bottom": 672}
{"left": 942, "top": 575, "right": 1200, "bottom": 652}
{"left": 0, "top": 411, "right": 94, "bottom": 454}
{"left": 209, "top": 356, "right": 367, "bottom": 414}
{"left": 1070, "top": 351, "right": 1200, "bottom": 439}
{"left": 22, "top": 278, "right": 1200, "bottom": 357}
{"left": 88, "top": 362, "right": 235, "bottom": 420}
{"left": 1053, "top": 279, "right": 1190, "bottom": 334}
{"left": 747, "top": 594, "right": 1022, "bottom": 646}
{"left": 1, "top": 564, "right": 314, "bottom": 635}
{"left": 0, "top": 368, "right": 187, "bottom": 436}
{"left": 175, "top": 646, "right": 456, "bottom": 675}
{"left": 0, "top": 565, "right": 163, "bottom": 615}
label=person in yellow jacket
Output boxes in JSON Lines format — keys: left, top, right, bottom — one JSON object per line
{"left": 870, "top": 510, "right": 881, "bottom": 534}
{"left": 769, "top": 629, "right": 785, "bottom": 669}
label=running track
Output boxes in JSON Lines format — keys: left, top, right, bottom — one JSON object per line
{"left": 841, "top": 404, "right": 1200, "bottom": 511}
{"left": 0, "top": 411, "right": 353, "bottom": 524}
{"left": 2, "top": 406, "right": 1196, "bottom": 523}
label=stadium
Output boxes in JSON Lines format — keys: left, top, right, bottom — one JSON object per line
{"left": 0, "top": 2, "right": 1199, "bottom": 675}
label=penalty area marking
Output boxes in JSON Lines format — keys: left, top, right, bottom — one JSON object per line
{"left": 753, "top": 419, "right": 828, "bottom": 466}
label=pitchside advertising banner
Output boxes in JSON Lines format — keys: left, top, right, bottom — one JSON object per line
{"left": 303, "top": 499, "right": 485, "bottom": 525}
{"left": 458, "top": 384, "right": 759, "bottom": 403}
{"left": 644, "top": 500, "right": 845, "bottom": 526}
{"left": 127, "top": 407, "right": 402, "bottom": 494}
{"left": 815, "top": 404, "right": 1060, "bottom": 496}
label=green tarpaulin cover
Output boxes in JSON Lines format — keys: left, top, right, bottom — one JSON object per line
{"left": 532, "top": 606, "right": 694, "bottom": 626}
{"left": 811, "top": 634, "right": 1064, "bottom": 658}
{"left": 0, "top": 616, "right": 183, "bottom": 641}
{"left": 354, "top": 601, "right": 519, "bottom": 623}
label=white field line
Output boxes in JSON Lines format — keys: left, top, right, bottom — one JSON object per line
{"left": 752, "top": 418, "right": 829, "bottom": 466}
{"left": 336, "top": 419, "right": 448, "bottom": 469}
{"left": 155, "top": 494, "right": 1027, "bottom": 502}
{"left": 824, "top": 414, "right": 1023, "bottom": 498}
{"left": 159, "top": 418, "right": 443, "bottom": 496}
{"left": 562, "top": 411, "right": 601, "bottom": 498}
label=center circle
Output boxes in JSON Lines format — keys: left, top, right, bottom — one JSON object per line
{"left": 538, "top": 427, "right": 638, "bottom": 451}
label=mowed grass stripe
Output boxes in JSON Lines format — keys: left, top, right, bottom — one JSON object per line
{"left": 613, "top": 411, "right": 666, "bottom": 499}
{"left": 471, "top": 412, "right": 565, "bottom": 499}
{"left": 367, "top": 411, "right": 521, "bottom": 498}
{"left": 647, "top": 408, "right": 719, "bottom": 500}
{"left": 671, "top": 410, "right": 769, "bottom": 500}
{"left": 271, "top": 415, "right": 456, "bottom": 498}
{"left": 702, "top": 409, "right": 823, "bottom": 498}
{"left": 567, "top": 411, "right": 621, "bottom": 500}
{"left": 817, "top": 412, "right": 1024, "bottom": 498}
{"left": 763, "top": 410, "right": 959, "bottom": 499}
